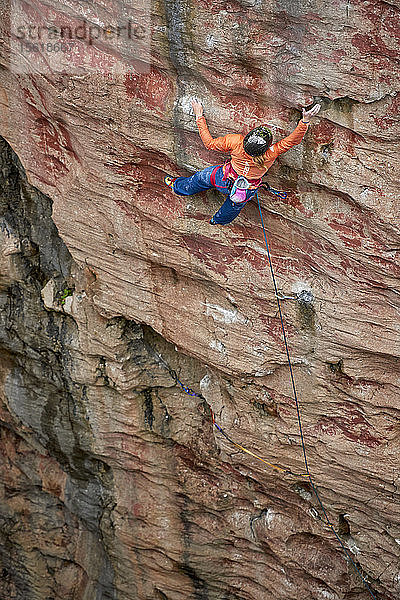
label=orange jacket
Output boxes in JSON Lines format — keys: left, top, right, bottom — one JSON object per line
{"left": 196, "top": 116, "right": 309, "bottom": 180}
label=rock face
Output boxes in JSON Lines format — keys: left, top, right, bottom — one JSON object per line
{"left": 0, "top": 0, "right": 400, "bottom": 599}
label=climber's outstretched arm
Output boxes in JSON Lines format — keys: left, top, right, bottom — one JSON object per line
{"left": 273, "top": 103, "right": 321, "bottom": 155}
{"left": 191, "top": 100, "right": 241, "bottom": 153}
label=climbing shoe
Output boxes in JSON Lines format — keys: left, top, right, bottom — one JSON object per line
{"left": 164, "top": 175, "right": 176, "bottom": 190}
{"left": 210, "top": 217, "right": 216, "bottom": 225}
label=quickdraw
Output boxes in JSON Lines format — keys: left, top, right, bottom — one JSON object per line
{"left": 262, "top": 182, "right": 288, "bottom": 200}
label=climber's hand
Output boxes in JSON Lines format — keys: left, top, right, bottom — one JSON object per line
{"left": 191, "top": 100, "right": 203, "bottom": 118}
{"left": 302, "top": 103, "right": 321, "bottom": 123}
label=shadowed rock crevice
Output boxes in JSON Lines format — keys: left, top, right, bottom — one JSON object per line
{"left": 0, "top": 136, "right": 117, "bottom": 600}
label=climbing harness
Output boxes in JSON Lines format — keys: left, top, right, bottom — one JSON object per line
{"left": 255, "top": 191, "right": 378, "bottom": 600}
{"left": 222, "top": 161, "right": 262, "bottom": 190}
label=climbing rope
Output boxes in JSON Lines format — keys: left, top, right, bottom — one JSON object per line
{"left": 145, "top": 343, "right": 308, "bottom": 478}
{"left": 147, "top": 339, "right": 378, "bottom": 596}
{"left": 212, "top": 417, "right": 307, "bottom": 477}
{"left": 142, "top": 188, "right": 379, "bottom": 599}
{"left": 256, "top": 191, "right": 378, "bottom": 600}
{"left": 146, "top": 336, "right": 377, "bottom": 597}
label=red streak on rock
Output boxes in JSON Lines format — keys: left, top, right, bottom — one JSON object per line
{"left": 311, "top": 120, "right": 337, "bottom": 146}
{"left": 133, "top": 503, "right": 145, "bottom": 517}
{"left": 124, "top": 68, "right": 174, "bottom": 114}
{"left": 114, "top": 198, "right": 138, "bottom": 220}
{"left": 354, "top": 0, "right": 400, "bottom": 39}
{"left": 378, "top": 73, "right": 394, "bottom": 85}
{"left": 330, "top": 49, "right": 346, "bottom": 64}
{"left": 116, "top": 161, "right": 172, "bottom": 186}
{"left": 312, "top": 121, "right": 361, "bottom": 157}
{"left": 221, "top": 94, "right": 285, "bottom": 133}
{"left": 373, "top": 93, "right": 400, "bottom": 131}
{"left": 181, "top": 233, "right": 245, "bottom": 275}
{"left": 352, "top": 33, "right": 398, "bottom": 60}
{"left": 196, "top": 0, "right": 241, "bottom": 13}
{"left": 313, "top": 415, "right": 381, "bottom": 448}
{"left": 258, "top": 313, "right": 295, "bottom": 347}
{"left": 22, "top": 88, "right": 76, "bottom": 178}
{"left": 281, "top": 192, "right": 315, "bottom": 217}
{"left": 137, "top": 186, "right": 186, "bottom": 220}
{"left": 328, "top": 213, "right": 364, "bottom": 249}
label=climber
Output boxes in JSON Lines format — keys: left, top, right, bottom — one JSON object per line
{"left": 164, "top": 100, "right": 321, "bottom": 225}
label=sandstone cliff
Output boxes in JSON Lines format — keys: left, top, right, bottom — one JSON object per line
{"left": 0, "top": 0, "right": 399, "bottom": 599}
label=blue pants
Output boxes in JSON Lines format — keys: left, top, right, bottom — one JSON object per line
{"left": 173, "top": 165, "right": 256, "bottom": 225}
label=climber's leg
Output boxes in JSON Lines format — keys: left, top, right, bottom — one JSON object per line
{"left": 210, "top": 189, "right": 257, "bottom": 225}
{"left": 210, "top": 197, "right": 245, "bottom": 225}
{"left": 170, "top": 165, "right": 219, "bottom": 196}
{"left": 165, "top": 164, "right": 257, "bottom": 225}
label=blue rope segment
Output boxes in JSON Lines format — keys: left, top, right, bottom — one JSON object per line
{"left": 255, "top": 191, "right": 378, "bottom": 600}
{"left": 169, "top": 369, "right": 204, "bottom": 399}
{"left": 175, "top": 376, "right": 203, "bottom": 398}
